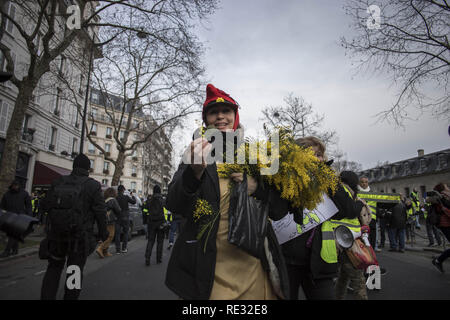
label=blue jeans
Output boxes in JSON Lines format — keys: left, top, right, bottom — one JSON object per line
{"left": 388, "top": 227, "right": 405, "bottom": 250}
{"left": 169, "top": 220, "right": 179, "bottom": 244}
{"left": 115, "top": 218, "right": 129, "bottom": 251}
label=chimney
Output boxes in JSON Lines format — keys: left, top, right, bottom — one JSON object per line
{"left": 417, "top": 149, "right": 424, "bottom": 157}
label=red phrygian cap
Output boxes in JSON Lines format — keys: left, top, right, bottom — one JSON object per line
{"left": 203, "top": 84, "right": 240, "bottom": 131}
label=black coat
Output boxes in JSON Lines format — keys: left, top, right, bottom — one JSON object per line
{"left": 105, "top": 197, "right": 122, "bottom": 224}
{"left": 145, "top": 193, "right": 165, "bottom": 223}
{"left": 0, "top": 187, "right": 32, "bottom": 216}
{"left": 276, "top": 183, "right": 364, "bottom": 280}
{"left": 165, "top": 163, "right": 290, "bottom": 300}
{"left": 116, "top": 193, "right": 136, "bottom": 217}
{"left": 41, "top": 168, "right": 108, "bottom": 243}
{"left": 389, "top": 202, "right": 407, "bottom": 229}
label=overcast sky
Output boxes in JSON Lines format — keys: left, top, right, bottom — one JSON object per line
{"left": 172, "top": 0, "right": 449, "bottom": 170}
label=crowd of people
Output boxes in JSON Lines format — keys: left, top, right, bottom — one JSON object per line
{"left": 0, "top": 83, "right": 448, "bottom": 301}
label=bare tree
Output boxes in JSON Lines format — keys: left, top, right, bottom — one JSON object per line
{"left": 331, "top": 148, "right": 363, "bottom": 173}
{"left": 260, "top": 93, "right": 338, "bottom": 148}
{"left": 341, "top": 0, "right": 450, "bottom": 125}
{"left": 88, "top": 18, "right": 205, "bottom": 186}
{"left": 0, "top": 0, "right": 217, "bottom": 197}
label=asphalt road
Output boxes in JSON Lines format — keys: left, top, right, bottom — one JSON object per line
{"left": 0, "top": 235, "right": 449, "bottom": 300}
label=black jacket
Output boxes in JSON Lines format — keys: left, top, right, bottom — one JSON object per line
{"left": 276, "top": 183, "right": 364, "bottom": 280}
{"left": 41, "top": 168, "right": 108, "bottom": 243}
{"left": 389, "top": 202, "right": 407, "bottom": 229}
{"left": 165, "top": 163, "right": 290, "bottom": 300}
{"left": 105, "top": 197, "right": 122, "bottom": 224}
{"left": 145, "top": 193, "right": 165, "bottom": 223}
{"left": 0, "top": 187, "right": 32, "bottom": 216}
{"left": 116, "top": 193, "right": 136, "bottom": 217}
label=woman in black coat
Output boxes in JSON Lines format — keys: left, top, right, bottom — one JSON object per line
{"left": 165, "top": 84, "right": 290, "bottom": 300}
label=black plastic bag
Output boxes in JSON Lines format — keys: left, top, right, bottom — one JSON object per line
{"left": 228, "top": 174, "right": 269, "bottom": 259}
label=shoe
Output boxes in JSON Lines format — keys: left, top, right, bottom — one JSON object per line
{"left": 96, "top": 247, "right": 105, "bottom": 258}
{"left": 103, "top": 251, "right": 113, "bottom": 257}
{"left": 121, "top": 248, "right": 128, "bottom": 253}
{"left": 145, "top": 259, "right": 150, "bottom": 266}
{"left": 399, "top": 249, "right": 405, "bottom": 253}
{"left": 167, "top": 243, "right": 173, "bottom": 250}
{"left": 432, "top": 258, "right": 444, "bottom": 273}
{"left": 380, "top": 267, "right": 387, "bottom": 275}
{"left": 116, "top": 249, "right": 121, "bottom": 255}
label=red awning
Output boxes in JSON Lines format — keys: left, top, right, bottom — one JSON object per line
{"left": 33, "top": 161, "right": 72, "bottom": 186}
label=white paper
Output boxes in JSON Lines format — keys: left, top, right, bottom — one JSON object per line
{"left": 271, "top": 194, "right": 339, "bottom": 244}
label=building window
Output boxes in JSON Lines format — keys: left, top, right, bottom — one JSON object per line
{"left": 130, "top": 181, "right": 136, "bottom": 192}
{"left": 89, "top": 159, "right": 95, "bottom": 170}
{"left": 4, "top": 1, "right": 16, "bottom": 35}
{"left": 106, "top": 127, "right": 112, "bottom": 136}
{"left": 405, "top": 187, "right": 410, "bottom": 197}
{"left": 120, "top": 130, "right": 125, "bottom": 139}
{"left": 88, "top": 142, "right": 95, "bottom": 154}
{"left": 79, "top": 74, "right": 84, "bottom": 94}
{"left": 102, "top": 179, "right": 108, "bottom": 186}
{"left": 59, "top": 55, "right": 65, "bottom": 77}
{"left": 105, "top": 143, "right": 111, "bottom": 153}
{"left": 420, "top": 186, "right": 426, "bottom": 200}
{"left": 54, "top": 88, "right": 62, "bottom": 115}
{"left": 91, "top": 123, "right": 97, "bottom": 135}
{"left": 0, "top": 100, "right": 9, "bottom": 133}
{"left": 391, "top": 188, "right": 396, "bottom": 193}
{"left": 49, "top": 127, "right": 57, "bottom": 150}
{"left": 72, "top": 138, "right": 78, "bottom": 154}
{"left": 91, "top": 92, "right": 99, "bottom": 104}
{"left": 103, "top": 161, "right": 110, "bottom": 171}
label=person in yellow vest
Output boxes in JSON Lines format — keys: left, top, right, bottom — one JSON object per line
{"left": 405, "top": 198, "right": 415, "bottom": 243}
{"left": 334, "top": 171, "right": 371, "bottom": 300}
{"left": 277, "top": 137, "right": 367, "bottom": 300}
{"left": 410, "top": 189, "right": 422, "bottom": 229}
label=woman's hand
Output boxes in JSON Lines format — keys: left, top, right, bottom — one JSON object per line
{"left": 188, "top": 138, "right": 212, "bottom": 180}
{"left": 230, "top": 173, "right": 258, "bottom": 195}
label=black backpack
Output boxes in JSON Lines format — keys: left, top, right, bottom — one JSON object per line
{"left": 46, "top": 175, "right": 89, "bottom": 241}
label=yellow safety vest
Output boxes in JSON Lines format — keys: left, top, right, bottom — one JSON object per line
{"left": 320, "top": 185, "right": 362, "bottom": 264}
{"left": 143, "top": 201, "right": 149, "bottom": 215}
{"left": 357, "top": 192, "right": 401, "bottom": 222}
{"left": 164, "top": 207, "right": 172, "bottom": 221}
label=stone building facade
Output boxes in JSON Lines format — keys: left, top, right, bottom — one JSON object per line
{"left": 359, "top": 148, "right": 450, "bottom": 202}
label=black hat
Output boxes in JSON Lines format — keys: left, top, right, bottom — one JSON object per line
{"left": 153, "top": 185, "right": 161, "bottom": 194}
{"left": 73, "top": 153, "right": 90, "bottom": 170}
{"left": 340, "top": 171, "right": 359, "bottom": 193}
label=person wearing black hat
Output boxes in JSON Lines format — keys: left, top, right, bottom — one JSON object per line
{"left": 39, "top": 153, "right": 108, "bottom": 300}
{"left": 0, "top": 180, "right": 32, "bottom": 258}
{"left": 144, "top": 185, "right": 166, "bottom": 265}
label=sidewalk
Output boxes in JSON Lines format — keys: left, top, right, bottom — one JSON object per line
{"left": 377, "top": 224, "right": 447, "bottom": 255}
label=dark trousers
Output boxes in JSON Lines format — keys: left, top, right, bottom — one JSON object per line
{"left": 40, "top": 242, "right": 87, "bottom": 300}
{"left": 437, "top": 227, "right": 450, "bottom": 264}
{"left": 115, "top": 218, "right": 129, "bottom": 251}
{"left": 379, "top": 218, "right": 388, "bottom": 247}
{"left": 145, "top": 222, "right": 164, "bottom": 262}
{"left": 4, "top": 237, "right": 19, "bottom": 254}
{"left": 426, "top": 218, "right": 442, "bottom": 245}
{"left": 286, "top": 264, "right": 335, "bottom": 300}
